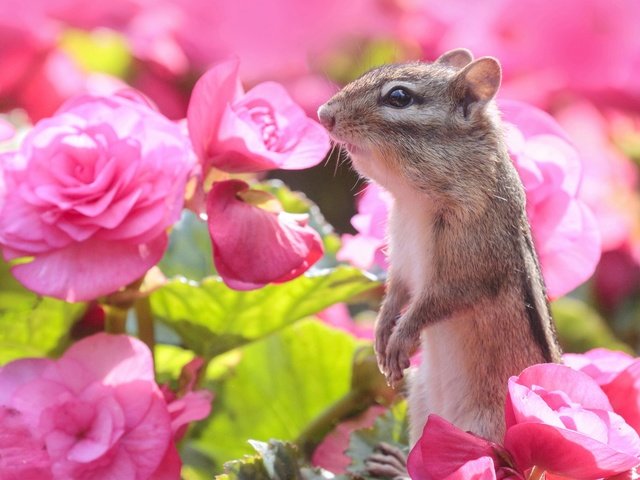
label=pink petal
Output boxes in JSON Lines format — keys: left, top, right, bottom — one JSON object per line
{"left": 149, "top": 442, "right": 182, "bottom": 480}
{"left": 187, "top": 59, "right": 244, "bottom": 165}
{"left": 504, "top": 422, "right": 640, "bottom": 478}
{"left": 0, "top": 406, "right": 52, "bottom": 480}
{"left": 167, "top": 390, "right": 213, "bottom": 438}
{"left": 62, "top": 333, "right": 154, "bottom": 386}
{"left": 0, "top": 358, "right": 52, "bottom": 404}
{"left": 407, "top": 415, "right": 502, "bottom": 480}
{"left": 337, "top": 233, "right": 384, "bottom": 270}
{"left": 8, "top": 234, "right": 167, "bottom": 302}
{"left": 603, "top": 361, "right": 640, "bottom": 433}
{"left": 445, "top": 457, "right": 497, "bottom": 480}
{"left": 563, "top": 349, "right": 635, "bottom": 386}
{"left": 0, "top": 119, "right": 15, "bottom": 142}
{"left": 207, "top": 179, "right": 323, "bottom": 290}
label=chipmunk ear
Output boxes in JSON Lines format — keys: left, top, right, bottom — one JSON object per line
{"left": 435, "top": 48, "right": 474, "bottom": 69}
{"left": 450, "top": 57, "right": 501, "bottom": 118}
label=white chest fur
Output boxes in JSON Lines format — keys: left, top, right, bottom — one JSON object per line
{"left": 387, "top": 193, "right": 435, "bottom": 297}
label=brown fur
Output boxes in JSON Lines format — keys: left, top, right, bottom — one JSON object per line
{"left": 318, "top": 49, "right": 562, "bottom": 448}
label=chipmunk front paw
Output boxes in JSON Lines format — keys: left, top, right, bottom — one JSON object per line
{"left": 383, "top": 327, "right": 418, "bottom": 388}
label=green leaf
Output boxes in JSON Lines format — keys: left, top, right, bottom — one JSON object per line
{"left": 345, "top": 402, "right": 409, "bottom": 479}
{"left": 195, "top": 320, "right": 360, "bottom": 465}
{"left": 150, "top": 267, "right": 378, "bottom": 358}
{"left": 216, "top": 439, "right": 337, "bottom": 480}
{"left": 158, "top": 210, "right": 215, "bottom": 281}
{"left": 552, "top": 297, "right": 633, "bottom": 354}
{"left": 59, "top": 28, "right": 132, "bottom": 78}
{"left": 0, "top": 258, "right": 85, "bottom": 364}
{"left": 154, "top": 343, "right": 196, "bottom": 385}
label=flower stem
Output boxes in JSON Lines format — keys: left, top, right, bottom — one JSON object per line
{"left": 134, "top": 296, "right": 156, "bottom": 362}
{"left": 295, "top": 389, "right": 370, "bottom": 460}
{"left": 104, "top": 305, "right": 128, "bottom": 334}
{"left": 528, "top": 466, "right": 546, "bottom": 480}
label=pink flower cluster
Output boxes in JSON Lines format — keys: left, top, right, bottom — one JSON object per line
{"left": 0, "top": 333, "right": 212, "bottom": 479}
{"left": 408, "top": 351, "right": 640, "bottom": 479}
{"left": 187, "top": 59, "right": 330, "bottom": 290}
{"left": 338, "top": 101, "right": 601, "bottom": 298}
{"left": 0, "top": 92, "right": 195, "bottom": 301}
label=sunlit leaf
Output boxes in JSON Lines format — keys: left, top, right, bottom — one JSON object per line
{"left": 150, "top": 267, "right": 378, "bottom": 358}
{"left": 59, "top": 28, "right": 132, "bottom": 77}
{"left": 195, "top": 320, "right": 360, "bottom": 465}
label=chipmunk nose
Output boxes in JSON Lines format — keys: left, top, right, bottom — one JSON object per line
{"left": 317, "top": 104, "right": 335, "bottom": 131}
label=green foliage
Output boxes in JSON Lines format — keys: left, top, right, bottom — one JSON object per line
{"left": 345, "top": 402, "right": 409, "bottom": 479}
{"left": 150, "top": 267, "right": 378, "bottom": 358}
{"left": 552, "top": 297, "right": 633, "bottom": 353}
{"left": 0, "top": 259, "right": 85, "bottom": 364}
{"left": 59, "top": 28, "right": 132, "bottom": 78}
{"left": 216, "top": 440, "right": 334, "bottom": 480}
{"left": 195, "top": 320, "right": 361, "bottom": 464}
{"left": 154, "top": 343, "right": 196, "bottom": 385}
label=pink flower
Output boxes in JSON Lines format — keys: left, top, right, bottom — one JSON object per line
{"left": 0, "top": 118, "right": 14, "bottom": 142}
{"left": 206, "top": 179, "right": 323, "bottom": 290}
{"left": 337, "top": 183, "right": 391, "bottom": 271}
{"left": 504, "top": 363, "right": 640, "bottom": 478}
{"left": 0, "top": 333, "right": 212, "bottom": 479}
{"left": 317, "top": 303, "right": 373, "bottom": 340}
{"left": 501, "top": 100, "right": 601, "bottom": 298}
{"left": 0, "top": 92, "right": 195, "bottom": 301}
{"left": 565, "top": 349, "right": 640, "bottom": 435}
{"left": 407, "top": 415, "right": 521, "bottom": 480}
{"left": 187, "top": 59, "right": 330, "bottom": 173}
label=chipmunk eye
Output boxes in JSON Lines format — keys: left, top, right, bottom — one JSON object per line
{"left": 384, "top": 87, "right": 413, "bottom": 108}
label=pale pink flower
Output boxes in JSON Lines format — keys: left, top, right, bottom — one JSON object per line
{"left": 317, "top": 303, "right": 373, "bottom": 341}
{"left": 206, "top": 179, "right": 323, "bottom": 290}
{"left": 502, "top": 100, "right": 601, "bottom": 298}
{"left": 337, "top": 183, "right": 391, "bottom": 271}
{"left": 0, "top": 333, "right": 212, "bottom": 479}
{"left": 0, "top": 92, "right": 195, "bottom": 301}
{"left": 504, "top": 363, "right": 640, "bottom": 478}
{"left": 0, "top": 118, "right": 15, "bottom": 142}
{"left": 187, "top": 58, "right": 330, "bottom": 173}
{"left": 565, "top": 349, "right": 640, "bottom": 435}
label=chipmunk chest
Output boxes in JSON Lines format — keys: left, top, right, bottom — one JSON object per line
{"left": 388, "top": 199, "right": 435, "bottom": 295}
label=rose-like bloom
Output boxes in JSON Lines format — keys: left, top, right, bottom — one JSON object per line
{"left": 317, "top": 303, "right": 373, "bottom": 340}
{"left": 207, "top": 179, "right": 323, "bottom": 290}
{"left": 187, "top": 58, "right": 330, "bottom": 173}
{"left": 504, "top": 363, "right": 640, "bottom": 478}
{"left": 0, "top": 92, "right": 195, "bottom": 301}
{"left": 501, "top": 100, "right": 601, "bottom": 298}
{"left": 337, "top": 183, "right": 391, "bottom": 271}
{"left": 0, "top": 333, "right": 212, "bottom": 479}
{"left": 565, "top": 349, "right": 640, "bottom": 434}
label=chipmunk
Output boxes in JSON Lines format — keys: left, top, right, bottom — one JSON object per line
{"left": 317, "top": 49, "right": 562, "bottom": 476}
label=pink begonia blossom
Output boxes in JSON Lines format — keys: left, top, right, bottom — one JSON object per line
{"left": 593, "top": 248, "right": 640, "bottom": 312}
{"left": 338, "top": 101, "right": 600, "bottom": 298}
{"left": 501, "top": 100, "right": 601, "bottom": 298}
{"left": 187, "top": 58, "right": 330, "bottom": 173}
{"left": 504, "top": 363, "right": 640, "bottom": 478}
{"left": 407, "top": 415, "right": 522, "bottom": 480}
{"left": 409, "top": 0, "right": 640, "bottom": 105}
{"left": 565, "top": 349, "right": 640, "bottom": 435}
{"left": 0, "top": 119, "right": 15, "bottom": 142}
{"left": 554, "top": 101, "right": 639, "bottom": 253}
{"left": 0, "top": 333, "right": 212, "bottom": 480}
{"left": 206, "top": 179, "right": 323, "bottom": 290}
{"left": 0, "top": 92, "right": 195, "bottom": 301}
{"left": 337, "top": 183, "right": 391, "bottom": 271}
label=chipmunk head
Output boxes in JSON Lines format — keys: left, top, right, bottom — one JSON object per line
{"left": 317, "top": 49, "right": 503, "bottom": 197}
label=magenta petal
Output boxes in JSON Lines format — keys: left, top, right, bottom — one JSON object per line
{"left": 207, "top": 180, "right": 323, "bottom": 290}
{"left": 9, "top": 235, "right": 167, "bottom": 301}
{"left": 563, "top": 349, "right": 635, "bottom": 386}
{"left": 407, "top": 415, "right": 502, "bottom": 480}
{"left": 603, "top": 361, "right": 640, "bottom": 433}
{"left": 0, "top": 407, "right": 52, "bottom": 480}
{"left": 148, "top": 442, "right": 182, "bottom": 480}
{"left": 187, "top": 59, "right": 244, "bottom": 165}
{"left": 504, "top": 423, "right": 640, "bottom": 478}
{"left": 0, "top": 119, "right": 15, "bottom": 142}
{"left": 0, "top": 358, "right": 52, "bottom": 404}
{"left": 62, "top": 333, "right": 154, "bottom": 386}
{"left": 445, "top": 457, "right": 497, "bottom": 480}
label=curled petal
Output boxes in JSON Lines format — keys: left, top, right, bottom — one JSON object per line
{"left": 603, "top": 361, "right": 640, "bottom": 433}
{"left": 207, "top": 179, "right": 323, "bottom": 290}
